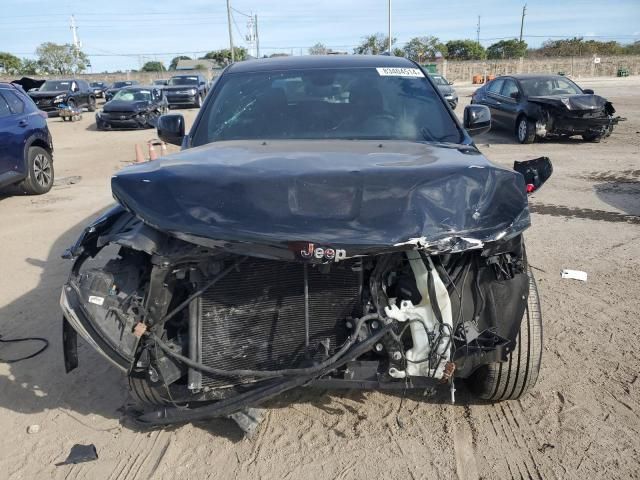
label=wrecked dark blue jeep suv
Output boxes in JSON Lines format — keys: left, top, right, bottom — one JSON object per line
{"left": 61, "top": 56, "right": 551, "bottom": 431}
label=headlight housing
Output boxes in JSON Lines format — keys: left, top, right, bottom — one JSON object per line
{"left": 53, "top": 94, "right": 66, "bottom": 103}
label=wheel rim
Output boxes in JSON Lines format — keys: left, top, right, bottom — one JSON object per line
{"left": 518, "top": 120, "right": 527, "bottom": 141}
{"left": 33, "top": 153, "right": 52, "bottom": 187}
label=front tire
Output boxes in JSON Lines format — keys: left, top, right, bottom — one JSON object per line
{"left": 20, "top": 146, "right": 54, "bottom": 195}
{"left": 88, "top": 96, "right": 97, "bottom": 112}
{"left": 194, "top": 94, "right": 202, "bottom": 108}
{"left": 466, "top": 268, "right": 542, "bottom": 401}
{"left": 128, "top": 374, "right": 171, "bottom": 406}
{"left": 582, "top": 132, "right": 603, "bottom": 142}
{"left": 516, "top": 116, "right": 536, "bottom": 144}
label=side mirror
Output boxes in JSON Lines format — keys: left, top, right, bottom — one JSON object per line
{"left": 582, "top": 88, "right": 594, "bottom": 94}
{"left": 510, "top": 91, "right": 521, "bottom": 100}
{"left": 513, "top": 157, "right": 553, "bottom": 194}
{"left": 463, "top": 104, "right": 491, "bottom": 136}
{"left": 157, "top": 114, "right": 185, "bottom": 146}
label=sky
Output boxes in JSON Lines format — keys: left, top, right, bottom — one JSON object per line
{"left": 1, "top": 0, "right": 639, "bottom": 72}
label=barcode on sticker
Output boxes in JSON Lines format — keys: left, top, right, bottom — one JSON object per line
{"left": 88, "top": 295, "right": 105, "bottom": 306}
{"left": 376, "top": 67, "right": 424, "bottom": 77}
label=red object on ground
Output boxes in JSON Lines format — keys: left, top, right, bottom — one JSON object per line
{"left": 526, "top": 183, "right": 535, "bottom": 193}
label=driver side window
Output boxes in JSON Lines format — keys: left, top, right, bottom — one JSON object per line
{"left": 501, "top": 80, "right": 519, "bottom": 99}
{"left": 487, "top": 79, "right": 504, "bottom": 94}
{"left": 71, "top": 82, "right": 78, "bottom": 92}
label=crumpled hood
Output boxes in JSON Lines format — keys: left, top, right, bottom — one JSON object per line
{"left": 111, "top": 140, "right": 530, "bottom": 255}
{"left": 528, "top": 94, "right": 610, "bottom": 111}
{"left": 103, "top": 100, "right": 150, "bottom": 112}
{"left": 29, "top": 91, "right": 66, "bottom": 99}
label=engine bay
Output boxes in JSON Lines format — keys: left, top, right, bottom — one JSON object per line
{"left": 61, "top": 211, "right": 529, "bottom": 420}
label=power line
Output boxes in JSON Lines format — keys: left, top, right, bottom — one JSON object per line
{"left": 230, "top": 6, "right": 252, "bottom": 18}
{"left": 231, "top": 11, "right": 245, "bottom": 44}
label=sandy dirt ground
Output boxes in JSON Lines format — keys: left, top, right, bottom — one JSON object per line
{"left": 0, "top": 77, "right": 639, "bottom": 480}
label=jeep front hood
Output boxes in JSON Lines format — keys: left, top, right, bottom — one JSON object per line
{"left": 111, "top": 140, "right": 530, "bottom": 256}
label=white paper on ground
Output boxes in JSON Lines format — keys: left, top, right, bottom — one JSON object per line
{"left": 561, "top": 269, "right": 588, "bottom": 282}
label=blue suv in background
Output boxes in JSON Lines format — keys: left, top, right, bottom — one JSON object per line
{"left": 0, "top": 83, "right": 54, "bottom": 195}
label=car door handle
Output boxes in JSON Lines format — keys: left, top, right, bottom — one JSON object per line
{"left": 18, "top": 119, "right": 28, "bottom": 127}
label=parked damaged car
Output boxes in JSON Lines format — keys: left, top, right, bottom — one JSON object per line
{"left": 472, "top": 74, "right": 621, "bottom": 143}
{"left": 105, "top": 80, "right": 139, "bottom": 102}
{"left": 28, "top": 79, "right": 96, "bottom": 116}
{"left": 95, "top": 86, "right": 168, "bottom": 130}
{"left": 61, "top": 56, "right": 551, "bottom": 431}
{"left": 430, "top": 73, "right": 458, "bottom": 109}
{"left": 90, "top": 81, "right": 109, "bottom": 98}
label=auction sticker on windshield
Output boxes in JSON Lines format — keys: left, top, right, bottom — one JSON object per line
{"left": 376, "top": 67, "right": 424, "bottom": 77}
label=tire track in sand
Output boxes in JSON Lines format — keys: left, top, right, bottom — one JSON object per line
{"left": 478, "top": 400, "right": 557, "bottom": 480}
{"left": 105, "top": 430, "right": 170, "bottom": 480}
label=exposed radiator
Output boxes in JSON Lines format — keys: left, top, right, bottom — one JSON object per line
{"left": 189, "top": 258, "right": 362, "bottom": 390}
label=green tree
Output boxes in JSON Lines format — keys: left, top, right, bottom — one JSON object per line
{"left": 141, "top": 61, "right": 166, "bottom": 72}
{"left": 623, "top": 41, "right": 640, "bottom": 55}
{"left": 308, "top": 43, "right": 329, "bottom": 55}
{"left": 487, "top": 39, "right": 528, "bottom": 59}
{"left": 531, "top": 37, "right": 624, "bottom": 57}
{"left": 19, "top": 58, "right": 40, "bottom": 75}
{"left": 35, "top": 42, "right": 89, "bottom": 74}
{"left": 0, "top": 52, "right": 21, "bottom": 75}
{"left": 354, "top": 33, "right": 394, "bottom": 55}
{"left": 392, "top": 48, "right": 405, "bottom": 57}
{"left": 169, "top": 55, "right": 191, "bottom": 70}
{"left": 403, "top": 36, "right": 445, "bottom": 63}
{"left": 201, "top": 47, "right": 248, "bottom": 65}
{"left": 445, "top": 40, "right": 485, "bottom": 60}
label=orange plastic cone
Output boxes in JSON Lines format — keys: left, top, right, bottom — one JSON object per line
{"left": 148, "top": 142, "right": 158, "bottom": 161}
{"left": 134, "top": 144, "right": 145, "bottom": 163}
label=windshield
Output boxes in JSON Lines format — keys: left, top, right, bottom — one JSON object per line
{"left": 113, "top": 81, "right": 134, "bottom": 89}
{"left": 192, "top": 67, "right": 461, "bottom": 146}
{"left": 112, "top": 89, "right": 152, "bottom": 102}
{"left": 40, "top": 81, "right": 71, "bottom": 92}
{"left": 154, "top": 80, "right": 167, "bottom": 85}
{"left": 90, "top": 82, "right": 104, "bottom": 87}
{"left": 168, "top": 76, "right": 198, "bottom": 86}
{"left": 520, "top": 77, "right": 582, "bottom": 96}
{"left": 430, "top": 75, "right": 448, "bottom": 86}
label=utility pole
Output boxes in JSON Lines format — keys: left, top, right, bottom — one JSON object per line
{"left": 70, "top": 15, "right": 81, "bottom": 49}
{"left": 388, "top": 0, "right": 392, "bottom": 54}
{"left": 477, "top": 15, "right": 481, "bottom": 45}
{"left": 519, "top": 4, "right": 527, "bottom": 42}
{"left": 70, "top": 15, "right": 82, "bottom": 73}
{"left": 255, "top": 14, "right": 260, "bottom": 58}
{"left": 226, "top": 0, "right": 235, "bottom": 63}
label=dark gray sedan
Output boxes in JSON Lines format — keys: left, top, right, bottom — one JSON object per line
{"left": 430, "top": 74, "right": 458, "bottom": 109}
